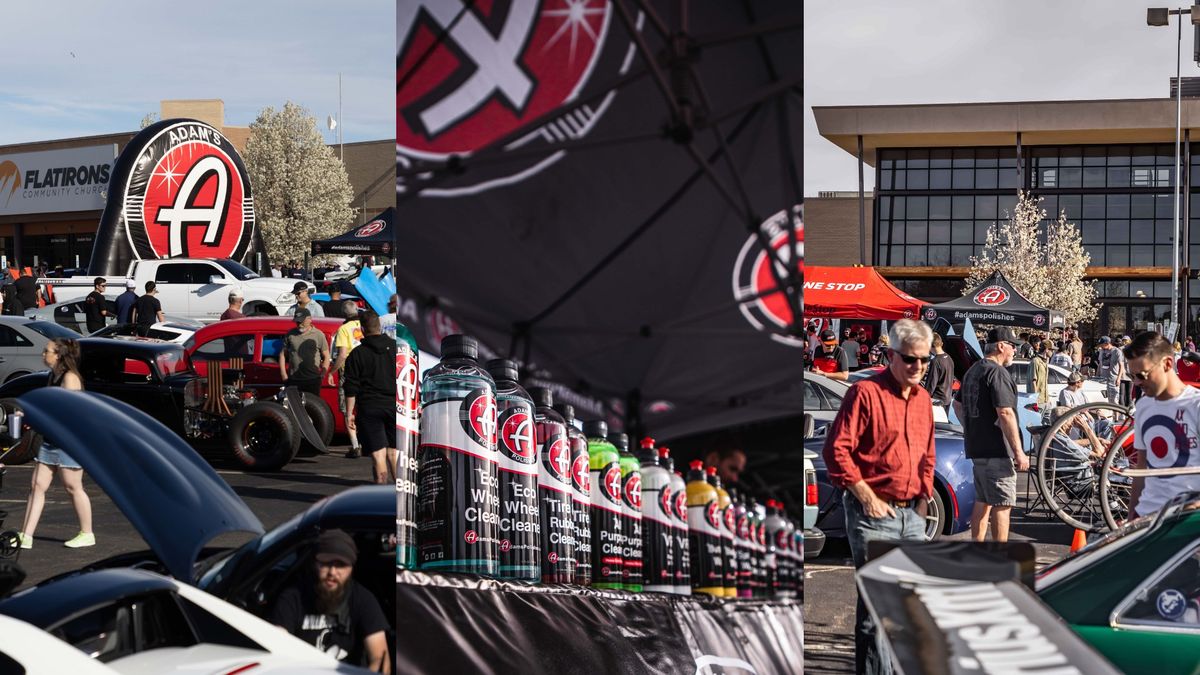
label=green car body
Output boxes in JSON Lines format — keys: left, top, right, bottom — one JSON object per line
{"left": 1037, "top": 503, "right": 1200, "bottom": 675}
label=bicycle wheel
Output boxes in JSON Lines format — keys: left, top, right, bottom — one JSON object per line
{"left": 1099, "top": 426, "right": 1137, "bottom": 531}
{"left": 1035, "top": 402, "right": 1132, "bottom": 533}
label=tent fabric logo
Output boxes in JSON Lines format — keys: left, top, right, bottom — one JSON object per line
{"left": 0, "top": 160, "right": 20, "bottom": 205}
{"left": 355, "top": 219, "right": 386, "bottom": 238}
{"left": 397, "top": 0, "right": 637, "bottom": 197}
{"left": 972, "top": 285, "right": 1009, "bottom": 306}
{"left": 122, "top": 121, "right": 255, "bottom": 262}
{"left": 732, "top": 206, "right": 803, "bottom": 348}
{"left": 1033, "top": 314, "right": 1045, "bottom": 326}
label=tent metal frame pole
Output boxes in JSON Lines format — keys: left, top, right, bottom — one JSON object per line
{"left": 612, "top": 0, "right": 683, "bottom": 121}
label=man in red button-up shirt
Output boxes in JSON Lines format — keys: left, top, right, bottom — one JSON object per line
{"left": 821, "top": 318, "right": 936, "bottom": 675}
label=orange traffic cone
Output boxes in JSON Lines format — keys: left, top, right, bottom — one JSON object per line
{"left": 1070, "top": 528, "right": 1087, "bottom": 553}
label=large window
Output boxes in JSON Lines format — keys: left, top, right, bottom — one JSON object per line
{"left": 876, "top": 144, "right": 1185, "bottom": 270}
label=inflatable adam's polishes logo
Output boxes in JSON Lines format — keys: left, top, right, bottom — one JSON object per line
{"left": 90, "top": 119, "right": 257, "bottom": 276}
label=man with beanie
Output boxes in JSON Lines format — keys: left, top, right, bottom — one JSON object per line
{"left": 270, "top": 529, "right": 389, "bottom": 672}
{"left": 343, "top": 310, "right": 398, "bottom": 484}
{"left": 115, "top": 279, "right": 138, "bottom": 324}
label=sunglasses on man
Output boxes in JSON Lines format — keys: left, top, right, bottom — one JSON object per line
{"left": 890, "top": 348, "right": 932, "bottom": 365}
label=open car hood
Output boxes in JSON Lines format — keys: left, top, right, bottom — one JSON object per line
{"left": 19, "top": 388, "right": 264, "bottom": 583}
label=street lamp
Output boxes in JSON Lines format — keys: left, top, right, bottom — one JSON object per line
{"left": 1149, "top": 6, "right": 1200, "bottom": 341}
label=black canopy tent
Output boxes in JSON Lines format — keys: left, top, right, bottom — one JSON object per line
{"left": 311, "top": 207, "right": 396, "bottom": 256}
{"left": 922, "top": 270, "right": 1066, "bottom": 331}
{"left": 395, "top": 1, "right": 802, "bottom": 444}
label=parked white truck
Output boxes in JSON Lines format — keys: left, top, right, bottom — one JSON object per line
{"left": 40, "top": 258, "right": 304, "bottom": 322}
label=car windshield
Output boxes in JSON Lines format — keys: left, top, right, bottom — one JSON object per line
{"left": 215, "top": 259, "right": 259, "bottom": 281}
{"left": 156, "top": 350, "right": 194, "bottom": 377}
{"left": 25, "top": 320, "right": 82, "bottom": 340}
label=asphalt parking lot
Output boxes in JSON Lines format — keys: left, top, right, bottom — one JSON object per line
{"left": 0, "top": 443, "right": 378, "bottom": 590}
{"left": 803, "top": 473, "right": 1076, "bottom": 674}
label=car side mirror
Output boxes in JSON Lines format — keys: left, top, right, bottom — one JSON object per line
{"left": 803, "top": 413, "right": 815, "bottom": 440}
{"left": 209, "top": 275, "right": 224, "bottom": 285}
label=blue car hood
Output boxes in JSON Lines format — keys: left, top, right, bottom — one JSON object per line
{"left": 18, "top": 388, "right": 264, "bottom": 583}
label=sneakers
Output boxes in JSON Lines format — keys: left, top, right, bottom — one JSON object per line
{"left": 346, "top": 447, "right": 361, "bottom": 459}
{"left": 64, "top": 532, "right": 95, "bottom": 548}
{"left": 17, "top": 532, "right": 32, "bottom": 550}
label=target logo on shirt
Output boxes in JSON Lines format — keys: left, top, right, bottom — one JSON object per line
{"left": 1142, "top": 413, "right": 1194, "bottom": 469}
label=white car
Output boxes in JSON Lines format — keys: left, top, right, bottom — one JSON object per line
{"left": 1007, "top": 359, "right": 1107, "bottom": 404}
{"left": 806, "top": 370, "right": 949, "bottom": 425}
{"left": 89, "top": 317, "right": 203, "bottom": 344}
{"left": 0, "top": 576, "right": 375, "bottom": 674}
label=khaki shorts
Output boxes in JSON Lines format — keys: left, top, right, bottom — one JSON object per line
{"left": 972, "top": 457, "right": 1017, "bottom": 506}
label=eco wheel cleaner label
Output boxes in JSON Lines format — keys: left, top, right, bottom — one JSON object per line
{"left": 395, "top": 343, "right": 420, "bottom": 569}
{"left": 416, "top": 387, "right": 500, "bottom": 574}
{"left": 495, "top": 404, "right": 541, "bottom": 580}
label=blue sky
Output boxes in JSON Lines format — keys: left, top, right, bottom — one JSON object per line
{"left": 0, "top": 1, "right": 393, "bottom": 146}
{"left": 806, "top": 0, "right": 1192, "bottom": 195}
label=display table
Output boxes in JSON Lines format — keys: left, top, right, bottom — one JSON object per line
{"left": 395, "top": 570, "right": 803, "bottom": 674}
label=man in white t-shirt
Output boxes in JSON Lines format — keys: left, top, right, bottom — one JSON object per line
{"left": 1127, "top": 331, "right": 1200, "bottom": 519}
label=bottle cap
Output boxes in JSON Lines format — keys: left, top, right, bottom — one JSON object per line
{"left": 706, "top": 466, "right": 717, "bottom": 476}
{"left": 528, "top": 386, "right": 554, "bottom": 408}
{"left": 583, "top": 420, "right": 608, "bottom": 438}
{"left": 657, "top": 447, "right": 670, "bottom": 458}
{"left": 608, "top": 432, "right": 629, "bottom": 452}
{"left": 553, "top": 403, "right": 575, "bottom": 422}
{"left": 485, "top": 358, "right": 518, "bottom": 382}
{"left": 689, "top": 460, "right": 704, "bottom": 470}
{"left": 640, "top": 437, "right": 655, "bottom": 449}
{"left": 441, "top": 334, "right": 477, "bottom": 360}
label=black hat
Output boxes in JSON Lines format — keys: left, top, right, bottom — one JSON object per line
{"left": 819, "top": 329, "right": 837, "bottom": 342}
{"left": 314, "top": 529, "right": 357, "bottom": 566}
{"left": 292, "top": 281, "right": 309, "bottom": 294}
{"left": 986, "top": 326, "right": 1023, "bottom": 346}
{"left": 292, "top": 308, "right": 311, "bottom": 323}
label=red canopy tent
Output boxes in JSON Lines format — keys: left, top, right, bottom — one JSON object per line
{"left": 803, "top": 266, "right": 926, "bottom": 320}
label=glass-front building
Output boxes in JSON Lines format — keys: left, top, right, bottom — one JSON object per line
{"left": 873, "top": 143, "right": 1200, "bottom": 339}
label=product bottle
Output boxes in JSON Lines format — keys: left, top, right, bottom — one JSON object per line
{"left": 619, "top": 440, "right": 643, "bottom": 593}
{"left": 555, "top": 403, "right": 592, "bottom": 586}
{"left": 661, "top": 447, "right": 691, "bottom": 596}
{"left": 586, "top": 421, "right": 624, "bottom": 590}
{"left": 707, "top": 467, "right": 738, "bottom": 598}
{"left": 752, "top": 498, "right": 768, "bottom": 598}
{"left": 529, "top": 387, "right": 576, "bottom": 584}
{"left": 416, "top": 335, "right": 500, "bottom": 575}
{"left": 765, "top": 499, "right": 788, "bottom": 599}
{"left": 636, "top": 437, "right": 674, "bottom": 593}
{"left": 775, "top": 505, "right": 798, "bottom": 600}
{"left": 395, "top": 320, "right": 420, "bottom": 569}
{"left": 729, "top": 487, "right": 753, "bottom": 599}
{"left": 485, "top": 359, "right": 541, "bottom": 583}
{"left": 686, "top": 460, "right": 724, "bottom": 596}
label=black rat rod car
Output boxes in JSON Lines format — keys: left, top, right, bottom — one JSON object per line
{"left": 0, "top": 337, "right": 323, "bottom": 470}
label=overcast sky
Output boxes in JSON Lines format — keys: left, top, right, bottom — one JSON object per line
{"left": 805, "top": 0, "right": 1198, "bottom": 195}
{"left": 0, "top": 1, "right": 392, "bottom": 146}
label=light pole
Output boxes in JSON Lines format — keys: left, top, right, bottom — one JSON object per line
{"left": 1149, "top": 6, "right": 1200, "bottom": 340}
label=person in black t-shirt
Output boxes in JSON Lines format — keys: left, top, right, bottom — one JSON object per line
{"left": 922, "top": 333, "right": 956, "bottom": 408}
{"left": 270, "top": 529, "right": 389, "bottom": 672}
{"left": 957, "top": 326, "right": 1028, "bottom": 543}
{"left": 84, "top": 277, "right": 108, "bottom": 333}
{"left": 131, "top": 281, "right": 164, "bottom": 337}
{"left": 14, "top": 269, "right": 38, "bottom": 310}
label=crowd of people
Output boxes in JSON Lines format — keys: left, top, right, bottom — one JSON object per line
{"left": 815, "top": 316, "right": 1200, "bottom": 672}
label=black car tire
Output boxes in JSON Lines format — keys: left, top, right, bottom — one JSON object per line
{"left": 300, "top": 394, "right": 335, "bottom": 453}
{"left": 0, "top": 398, "right": 43, "bottom": 465}
{"left": 229, "top": 401, "right": 299, "bottom": 471}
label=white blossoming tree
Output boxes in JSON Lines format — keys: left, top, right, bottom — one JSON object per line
{"left": 244, "top": 102, "right": 354, "bottom": 267}
{"left": 965, "top": 191, "right": 1099, "bottom": 326}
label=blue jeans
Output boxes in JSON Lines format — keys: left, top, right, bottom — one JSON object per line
{"left": 844, "top": 492, "right": 926, "bottom": 675}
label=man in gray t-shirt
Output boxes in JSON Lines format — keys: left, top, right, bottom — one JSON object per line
{"left": 1096, "top": 336, "right": 1125, "bottom": 404}
{"left": 280, "top": 308, "right": 330, "bottom": 397}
